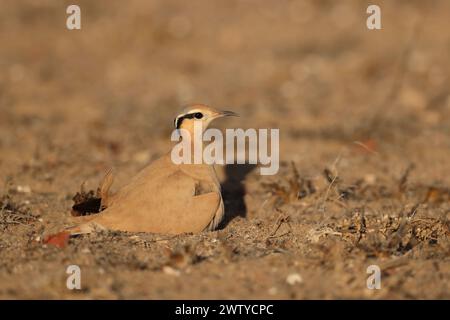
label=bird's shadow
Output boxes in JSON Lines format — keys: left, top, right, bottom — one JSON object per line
{"left": 219, "top": 164, "right": 256, "bottom": 229}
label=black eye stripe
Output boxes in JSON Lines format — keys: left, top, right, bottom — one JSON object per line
{"left": 175, "top": 116, "right": 184, "bottom": 129}
{"left": 174, "top": 112, "right": 203, "bottom": 129}
{"left": 183, "top": 112, "right": 202, "bottom": 119}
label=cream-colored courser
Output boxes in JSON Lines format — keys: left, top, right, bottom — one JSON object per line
{"left": 66, "top": 104, "right": 238, "bottom": 235}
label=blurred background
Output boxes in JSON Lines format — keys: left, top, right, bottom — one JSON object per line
{"left": 1, "top": 0, "right": 449, "bottom": 176}
{"left": 0, "top": 0, "right": 449, "bottom": 299}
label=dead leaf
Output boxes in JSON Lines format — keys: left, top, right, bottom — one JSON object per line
{"left": 43, "top": 232, "right": 70, "bottom": 248}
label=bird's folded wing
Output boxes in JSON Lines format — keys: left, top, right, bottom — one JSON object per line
{"left": 88, "top": 170, "right": 220, "bottom": 234}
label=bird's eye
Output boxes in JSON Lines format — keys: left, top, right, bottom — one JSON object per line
{"left": 194, "top": 112, "right": 203, "bottom": 119}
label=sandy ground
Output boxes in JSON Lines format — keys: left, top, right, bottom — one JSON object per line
{"left": 0, "top": 0, "right": 449, "bottom": 299}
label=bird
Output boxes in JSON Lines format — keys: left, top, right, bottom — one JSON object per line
{"left": 64, "top": 104, "right": 238, "bottom": 236}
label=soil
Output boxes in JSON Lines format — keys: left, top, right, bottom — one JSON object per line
{"left": 0, "top": 0, "right": 449, "bottom": 299}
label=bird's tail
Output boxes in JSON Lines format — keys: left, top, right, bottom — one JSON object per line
{"left": 64, "top": 218, "right": 107, "bottom": 235}
{"left": 43, "top": 219, "right": 107, "bottom": 248}
{"left": 44, "top": 217, "right": 107, "bottom": 247}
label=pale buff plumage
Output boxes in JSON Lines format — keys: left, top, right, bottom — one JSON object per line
{"left": 65, "top": 104, "right": 237, "bottom": 235}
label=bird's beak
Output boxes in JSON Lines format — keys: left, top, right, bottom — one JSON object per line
{"left": 216, "top": 110, "right": 239, "bottom": 118}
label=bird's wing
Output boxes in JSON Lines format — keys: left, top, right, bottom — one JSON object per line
{"left": 87, "top": 168, "right": 221, "bottom": 234}
{"left": 108, "top": 153, "right": 176, "bottom": 204}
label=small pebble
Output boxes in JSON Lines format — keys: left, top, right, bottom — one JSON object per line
{"left": 162, "top": 266, "right": 181, "bottom": 277}
{"left": 286, "top": 273, "right": 303, "bottom": 285}
{"left": 17, "top": 185, "right": 31, "bottom": 193}
{"left": 268, "top": 287, "right": 278, "bottom": 295}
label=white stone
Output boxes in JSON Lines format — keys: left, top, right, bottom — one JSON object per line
{"left": 286, "top": 273, "right": 303, "bottom": 285}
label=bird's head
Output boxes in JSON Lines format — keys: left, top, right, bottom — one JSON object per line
{"left": 174, "top": 104, "right": 238, "bottom": 134}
